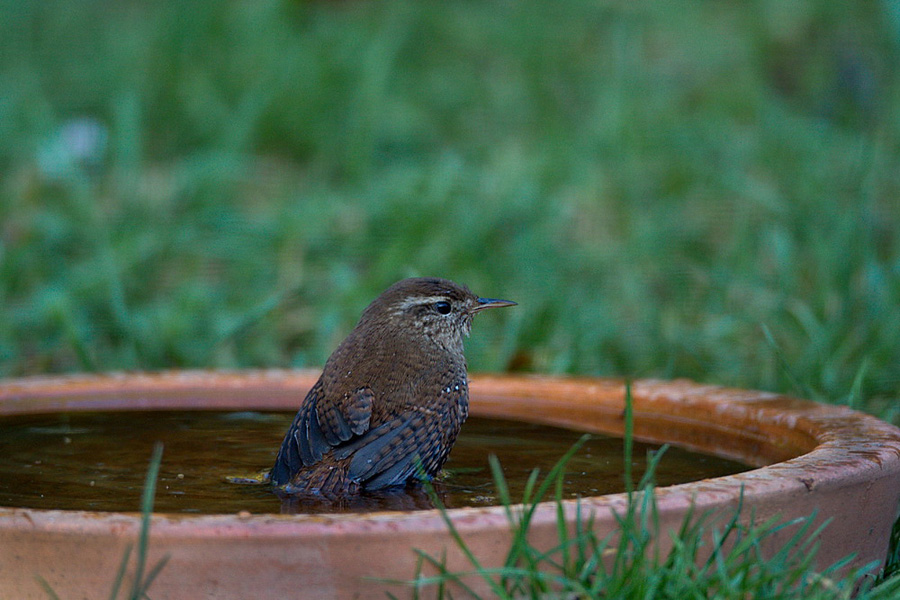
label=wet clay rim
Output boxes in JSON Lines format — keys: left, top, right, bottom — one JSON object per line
{"left": 1, "top": 370, "right": 899, "bottom": 599}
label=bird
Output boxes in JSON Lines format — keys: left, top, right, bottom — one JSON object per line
{"left": 270, "top": 277, "right": 515, "bottom": 497}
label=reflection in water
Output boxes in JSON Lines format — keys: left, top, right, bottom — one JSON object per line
{"left": 276, "top": 484, "right": 444, "bottom": 514}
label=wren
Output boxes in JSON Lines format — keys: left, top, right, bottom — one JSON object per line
{"left": 270, "top": 277, "right": 515, "bottom": 496}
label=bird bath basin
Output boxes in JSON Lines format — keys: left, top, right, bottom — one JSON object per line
{"left": 1, "top": 370, "right": 899, "bottom": 599}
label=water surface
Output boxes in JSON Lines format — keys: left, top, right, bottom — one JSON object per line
{"left": 0, "top": 410, "right": 750, "bottom": 514}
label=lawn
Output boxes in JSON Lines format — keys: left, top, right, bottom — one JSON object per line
{"left": 2, "top": 0, "right": 899, "bottom": 596}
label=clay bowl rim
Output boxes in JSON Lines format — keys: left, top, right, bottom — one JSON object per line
{"left": 1, "top": 369, "right": 899, "bottom": 539}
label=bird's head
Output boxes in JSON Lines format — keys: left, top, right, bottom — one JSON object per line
{"left": 358, "top": 277, "right": 516, "bottom": 353}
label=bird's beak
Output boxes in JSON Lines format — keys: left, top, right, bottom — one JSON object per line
{"left": 471, "top": 297, "right": 517, "bottom": 313}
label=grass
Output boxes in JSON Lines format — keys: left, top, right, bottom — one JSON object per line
{"left": 397, "top": 385, "right": 899, "bottom": 599}
{"left": 400, "top": 386, "right": 899, "bottom": 600}
{"left": 1, "top": 1, "right": 898, "bottom": 411}
{"left": 1, "top": 0, "right": 899, "bottom": 597}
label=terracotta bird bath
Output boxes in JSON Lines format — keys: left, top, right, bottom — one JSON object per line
{"left": 1, "top": 370, "right": 899, "bottom": 599}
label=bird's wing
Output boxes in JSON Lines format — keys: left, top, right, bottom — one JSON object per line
{"left": 272, "top": 376, "right": 467, "bottom": 490}
{"left": 317, "top": 386, "right": 374, "bottom": 445}
{"left": 269, "top": 381, "right": 328, "bottom": 485}
{"left": 269, "top": 383, "right": 375, "bottom": 486}
{"left": 332, "top": 386, "right": 467, "bottom": 490}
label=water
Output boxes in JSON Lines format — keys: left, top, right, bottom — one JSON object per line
{"left": 0, "top": 411, "right": 750, "bottom": 514}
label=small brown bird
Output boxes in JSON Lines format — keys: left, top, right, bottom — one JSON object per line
{"left": 270, "top": 277, "right": 515, "bottom": 496}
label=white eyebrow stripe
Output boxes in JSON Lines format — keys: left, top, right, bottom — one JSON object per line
{"left": 395, "top": 295, "right": 451, "bottom": 311}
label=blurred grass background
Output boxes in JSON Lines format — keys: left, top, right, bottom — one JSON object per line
{"left": 1, "top": 0, "right": 898, "bottom": 419}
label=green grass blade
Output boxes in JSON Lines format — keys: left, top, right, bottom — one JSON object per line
{"left": 34, "top": 575, "right": 62, "bottom": 600}
{"left": 422, "top": 479, "right": 507, "bottom": 598}
{"left": 623, "top": 380, "right": 634, "bottom": 496}
{"left": 107, "top": 543, "right": 134, "bottom": 600}
{"left": 127, "top": 442, "right": 165, "bottom": 600}
{"left": 846, "top": 357, "right": 871, "bottom": 409}
{"left": 487, "top": 454, "right": 513, "bottom": 517}
{"left": 136, "top": 554, "right": 171, "bottom": 599}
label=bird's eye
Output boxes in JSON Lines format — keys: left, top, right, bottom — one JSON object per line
{"left": 434, "top": 301, "right": 452, "bottom": 315}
